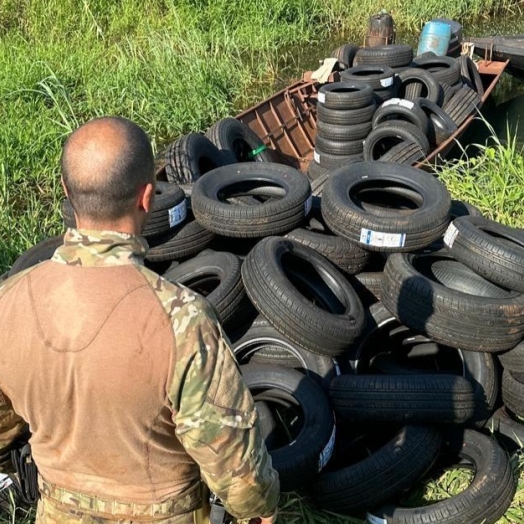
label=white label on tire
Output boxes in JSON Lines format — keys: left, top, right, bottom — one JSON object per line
{"left": 382, "top": 98, "right": 401, "bottom": 108}
{"left": 380, "top": 76, "right": 394, "bottom": 87}
{"left": 318, "top": 422, "right": 336, "bottom": 471}
{"left": 304, "top": 194, "right": 313, "bottom": 216}
{"left": 443, "top": 222, "right": 459, "bottom": 248}
{"left": 0, "top": 473, "right": 13, "bottom": 492}
{"left": 314, "top": 150, "right": 320, "bottom": 163}
{"left": 399, "top": 99, "right": 415, "bottom": 109}
{"left": 333, "top": 358, "right": 341, "bottom": 376}
{"left": 168, "top": 200, "right": 187, "bottom": 228}
{"left": 366, "top": 513, "right": 388, "bottom": 524}
{"left": 318, "top": 92, "right": 326, "bottom": 104}
{"left": 360, "top": 228, "right": 406, "bottom": 248}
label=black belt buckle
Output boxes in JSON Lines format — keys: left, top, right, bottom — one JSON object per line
{"left": 209, "top": 493, "right": 234, "bottom": 524}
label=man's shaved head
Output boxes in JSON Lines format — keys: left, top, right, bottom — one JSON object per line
{"left": 61, "top": 116, "right": 155, "bottom": 222}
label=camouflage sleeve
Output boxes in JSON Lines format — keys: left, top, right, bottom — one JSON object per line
{"left": 168, "top": 298, "right": 279, "bottom": 519}
{"left": 0, "top": 390, "right": 26, "bottom": 472}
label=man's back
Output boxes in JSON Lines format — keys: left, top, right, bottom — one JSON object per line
{"left": 0, "top": 231, "right": 201, "bottom": 503}
{"left": 0, "top": 116, "right": 278, "bottom": 523}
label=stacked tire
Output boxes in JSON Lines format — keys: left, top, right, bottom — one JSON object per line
{"left": 164, "top": 132, "right": 231, "bottom": 184}
{"left": 364, "top": 99, "right": 431, "bottom": 163}
{"left": 412, "top": 53, "right": 483, "bottom": 127}
{"left": 312, "top": 161, "right": 518, "bottom": 522}
{"left": 341, "top": 64, "right": 396, "bottom": 103}
{"left": 439, "top": 214, "right": 524, "bottom": 453}
{"left": 310, "top": 83, "right": 376, "bottom": 180}
{"left": 61, "top": 182, "right": 195, "bottom": 243}
{"left": 163, "top": 117, "right": 274, "bottom": 185}
{"left": 318, "top": 46, "right": 486, "bottom": 168}
{"left": 353, "top": 44, "right": 414, "bottom": 73}
{"left": 330, "top": 43, "right": 359, "bottom": 70}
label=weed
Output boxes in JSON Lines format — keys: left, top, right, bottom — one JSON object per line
{"left": 438, "top": 118, "right": 524, "bottom": 228}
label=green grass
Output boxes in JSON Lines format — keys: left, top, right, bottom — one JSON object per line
{"left": 438, "top": 120, "right": 524, "bottom": 228}
{"left": 0, "top": 0, "right": 518, "bottom": 273}
{"left": 2, "top": 441, "right": 523, "bottom": 524}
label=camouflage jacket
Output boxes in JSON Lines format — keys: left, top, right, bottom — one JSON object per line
{"left": 0, "top": 228, "right": 279, "bottom": 519}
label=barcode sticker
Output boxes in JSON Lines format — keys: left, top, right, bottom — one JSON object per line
{"left": 382, "top": 98, "right": 401, "bottom": 107}
{"left": 318, "top": 92, "right": 326, "bottom": 104}
{"left": 360, "top": 228, "right": 406, "bottom": 248}
{"left": 314, "top": 150, "right": 320, "bottom": 163}
{"left": 0, "top": 474, "right": 13, "bottom": 492}
{"left": 366, "top": 513, "right": 388, "bottom": 524}
{"left": 168, "top": 201, "right": 187, "bottom": 228}
{"left": 399, "top": 99, "right": 415, "bottom": 109}
{"left": 443, "top": 222, "right": 459, "bottom": 248}
{"left": 378, "top": 98, "right": 413, "bottom": 109}
{"left": 304, "top": 194, "right": 313, "bottom": 216}
{"left": 380, "top": 76, "right": 394, "bottom": 87}
{"left": 318, "top": 422, "right": 336, "bottom": 471}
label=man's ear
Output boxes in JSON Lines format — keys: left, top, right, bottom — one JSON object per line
{"left": 138, "top": 182, "right": 155, "bottom": 213}
{"left": 61, "top": 177, "right": 69, "bottom": 198}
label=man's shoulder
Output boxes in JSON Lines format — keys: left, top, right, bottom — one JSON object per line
{"left": 135, "top": 265, "right": 217, "bottom": 324}
{"left": 0, "top": 264, "right": 43, "bottom": 300}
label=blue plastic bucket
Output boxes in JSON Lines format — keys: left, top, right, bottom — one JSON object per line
{"left": 417, "top": 21, "right": 452, "bottom": 56}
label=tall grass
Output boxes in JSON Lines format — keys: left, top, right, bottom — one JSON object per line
{"left": 438, "top": 120, "right": 524, "bottom": 228}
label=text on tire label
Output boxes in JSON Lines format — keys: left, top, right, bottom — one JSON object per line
{"left": 318, "top": 422, "right": 336, "bottom": 471}
{"left": 360, "top": 228, "right": 406, "bottom": 248}
{"left": 443, "top": 222, "right": 459, "bottom": 248}
{"left": 381, "top": 98, "right": 414, "bottom": 110}
{"left": 168, "top": 201, "right": 188, "bottom": 228}
{"left": 380, "top": 76, "right": 394, "bottom": 87}
{"left": 304, "top": 194, "right": 313, "bottom": 216}
{"left": 382, "top": 98, "right": 401, "bottom": 107}
{"left": 399, "top": 99, "right": 415, "bottom": 109}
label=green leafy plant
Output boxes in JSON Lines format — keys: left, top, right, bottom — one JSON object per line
{"left": 437, "top": 118, "right": 524, "bottom": 228}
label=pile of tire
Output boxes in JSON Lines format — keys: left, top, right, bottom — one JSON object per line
{"left": 10, "top": 159, "right": 523, "bottom": 523}
{"left": 311, "top": 46, "right": 485, "bottom": 172}
{"left": 310, "top": 83, "right": 376, "bottom": 179}
{"left": 163, "top": 117, "right": 274, "bottom": 185}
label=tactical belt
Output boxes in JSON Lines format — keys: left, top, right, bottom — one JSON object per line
{"left": 39, "top": 477, "right": 202, "bottom": 519}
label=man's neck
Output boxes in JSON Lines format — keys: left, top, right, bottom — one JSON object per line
{"left": 75, "top": 217, "right": 141, "bottom": 236}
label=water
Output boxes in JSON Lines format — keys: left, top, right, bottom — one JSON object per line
{"left": 275, "top": 14, "right": 524, "bottom": 152}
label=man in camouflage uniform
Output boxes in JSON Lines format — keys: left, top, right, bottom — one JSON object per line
{"left": 0, "top": 116, "right": 279, "bottom": 523}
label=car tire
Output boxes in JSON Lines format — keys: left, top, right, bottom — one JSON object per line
{"left": 241, "top": 236, "right": 365, "bottom": 356}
